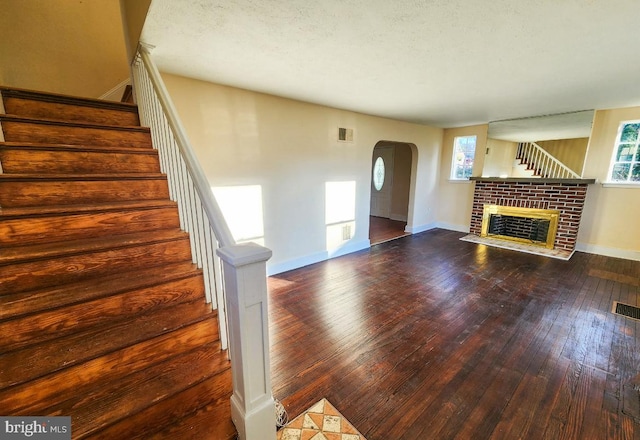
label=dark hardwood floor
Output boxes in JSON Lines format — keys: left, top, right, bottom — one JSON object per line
{"left": 369, "top": 215, "right": 409, "bottom": 245}
{"left": 268, "top": 228, "right": 640, "bottom": 440}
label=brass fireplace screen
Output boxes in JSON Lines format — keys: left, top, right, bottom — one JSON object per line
{"left": 481, "top": 205, "right": 560, "bottom": 249}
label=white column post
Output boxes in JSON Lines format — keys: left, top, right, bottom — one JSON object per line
{"left": 217, "top": 242, "right": 276, "bottom": 440}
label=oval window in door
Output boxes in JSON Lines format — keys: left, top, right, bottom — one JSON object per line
{"left": 373, "top": 157, "right": 385, "bottom": 191}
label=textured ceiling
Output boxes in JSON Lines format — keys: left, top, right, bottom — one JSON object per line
{"left": 141, "top": 0, "right": 640, "bottom": 128}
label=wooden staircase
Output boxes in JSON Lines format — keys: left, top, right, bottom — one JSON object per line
{"left": 0, "top": 87, "right": 236, "bottom": 439}
{"left": 514, "top": 141, "right": 580, "bottom": 179}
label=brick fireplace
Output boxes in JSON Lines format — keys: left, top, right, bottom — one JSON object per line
{"left": 468, "top": 178, "right": 595, "bottom": 258}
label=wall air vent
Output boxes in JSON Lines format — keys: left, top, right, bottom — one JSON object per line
{"left": 338, "top": 127, "right": 354, "bottom": 142}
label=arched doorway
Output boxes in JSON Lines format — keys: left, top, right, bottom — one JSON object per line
{"left": 369, "top": 141, "right": 413, "bottom": 245}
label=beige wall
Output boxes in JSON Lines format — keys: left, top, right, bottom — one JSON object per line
{"left": 0, "top": 0, "right": 130, "bottom": 98}
{"left": 437, "top": 125, "right": 488, "bottom": 231}
{"left": 161, "top": 73, "right": 443, "bottom": 274}
{"left": 577, "top": 106, "right": 640, "bottom": 259}
{"left": 120, "top": 0, "right": 152, "bottom": 62}
{"left": 537, "top": 138, "right": 589, "bottom": 175}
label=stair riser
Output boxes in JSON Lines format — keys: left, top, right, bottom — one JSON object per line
{"left": 60, "top": 344, "right": 231, "bottom": 440}
{"left": 2, "top": 96, "right": 140, "bottom": 127}
{"left": 0, "top": 275, "right": 207, "bottom": 352}
{"left": 1, "top": 261, "right": 199, "bottom": 320}
{"left": 0, "top": 148, "right": 161, "bottom": 174}
{"left": 0, "top": 179, "right": 170, "bottom": 208}
{"left": 87, "top": 371, "right": 233, "bottom": 440}
{"left": 0, "top": 319, "right": 219, "bottom": 415}
{"left": 0, "top": 119, "right": 151, "bottom": 148}
{"left": 0, "top": 207, "right": 180, "bottom": 247}
{"left": 0, "top": 238, "right": 193, "bottom": 295}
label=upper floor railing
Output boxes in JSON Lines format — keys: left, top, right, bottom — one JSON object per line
{"left": 516, "top": 141, "right": 580, "bottom": 179}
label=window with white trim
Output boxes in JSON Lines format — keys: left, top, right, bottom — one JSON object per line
{"left": 450, "top": 135, "right": 477, "bottom": 180}
{"left": 608, "top": 121, "right": 640, "bottom": 183}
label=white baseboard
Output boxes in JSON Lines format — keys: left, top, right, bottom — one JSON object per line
{"left": 267, "top": 250, "right": 327, "bottom": 276}
{"left": 575, "top": 242, "right": 640, "bottom": 262}
{"left": 327, "top": 239, "right": 370, "bottom": 258}
{"left": 405, "top": 222, "right": 437, "bottom": 234}
{"left": 435, "top": 222, "right": 470, "bottom": 233}
{"left": 266, "top": 239, "right": 371, "bottom": 276}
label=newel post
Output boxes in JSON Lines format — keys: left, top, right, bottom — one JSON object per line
{"left": 217, "top": 243, "right": 276, "bottom": 440}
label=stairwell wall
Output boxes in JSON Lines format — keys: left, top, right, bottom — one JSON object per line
{"left": 0, "top": 0, "right": 129, "bottom": 99}
{"left": 536, "top": 138, "right": 589, "bottom": 176}
{"left": 160, "top": 73, "right": 443, "bottom": 275}
{"left": 484, "top": 138, "right": 518, "bottom": 178}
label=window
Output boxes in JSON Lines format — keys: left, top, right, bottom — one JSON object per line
{"left": 450, "top": 135, "right": 477, "bottom": 180}
{"left": 608, "top": 121, "right": 640, "bottom": 183}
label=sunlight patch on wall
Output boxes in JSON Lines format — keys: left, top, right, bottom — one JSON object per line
{"left": 325, "top": 181, "right": 356, "bottom": 252}
{"left": 211, "top": 185, "right": 265, "bottom": 246}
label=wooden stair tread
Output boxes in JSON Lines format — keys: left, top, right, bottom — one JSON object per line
{"left": 0, "top": 176, "right": 171, "bottom": 208}
{"left": 0, "top": 237, "right": 193, "bottom": 295}
{"left": 0, "top": 148, "right": 161, "bottom": 175}
{"left": 1, "top": 115, "right": 152, "bottom": 148}
{"left": 0, "top": 172, "right": 167, "bottom": 181}
{"left": 0, "top": 229, "right": 188, "bottom": 266}
{"left": 0, "top": 318, "right": 220, "bottom": 415}
{"left": 0, "top": 261, "right": 202, "bottom": 320}
{"left": 0, "top": 113, "right": 149, "bottom": 133}
{"left": 0, "top": 234, "right": 192, "bottom": 295}
{"left": 0, "top": 200, "right": 177, "bottom": 219}
{"left": 0, "top": 141, "right": 159, "bottom": 155}
{"left": 0, "top": 275, "right": 208, "bottom": 353}
{"left": 0, "top": 206, "right": 180, "bottom": 248}
{"left": 0, "top": 86, "right": 138, "bottom": 112}
{"left": 0, "top": 299, "right": 216, "bottom": 388}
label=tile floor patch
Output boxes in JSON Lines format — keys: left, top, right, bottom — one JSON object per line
{"left": 280, "top": 428, "right": 302, "bottom": 440}
{"left": 277, "top": 398, "right": 367, "bottom": 440}
{"left": 322, "top": 415, "right": 341, "bottom": 432}
{"left": 303, "top": 413, "right": 321, "bottom": 429}
{"left": 308, "top": 400, "right": 325, "bottom": 413}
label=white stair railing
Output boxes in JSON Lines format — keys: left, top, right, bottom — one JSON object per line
{"left": 516, "top": 142, "right": 580, "bottom": 179}
{"left": 131, "top": 44, "right": 276, "bottom": 440}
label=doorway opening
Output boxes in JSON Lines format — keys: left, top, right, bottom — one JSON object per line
{"left": 369, "top": 141, "right": 413, "bottom": 245}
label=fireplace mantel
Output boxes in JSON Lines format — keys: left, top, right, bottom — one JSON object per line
{"left": 469, "top": 177, "right": 596, "bottom": 184}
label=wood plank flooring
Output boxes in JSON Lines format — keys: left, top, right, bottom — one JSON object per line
{"left": 369, "top": 215, "right": 409, "bottom": 245}
{"left": 268, "top": 228, "right": 640, "bottom": 440}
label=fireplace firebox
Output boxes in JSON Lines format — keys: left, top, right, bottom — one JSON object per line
{"left": 481, "top": 205, "right": 559, "bottom": 249}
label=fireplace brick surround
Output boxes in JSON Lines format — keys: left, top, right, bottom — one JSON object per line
{"left": 469, "top": 178, "right": 595, "bottom": 254}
